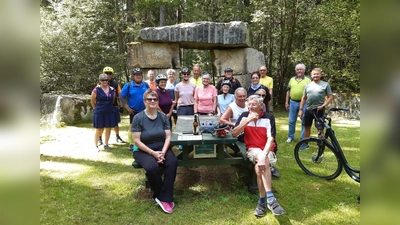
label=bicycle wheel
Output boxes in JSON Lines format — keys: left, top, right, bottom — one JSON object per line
{"left": 294, "top": 138, "right": 343, "bottom": 180}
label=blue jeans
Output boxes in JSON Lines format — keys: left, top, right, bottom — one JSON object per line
{"left": 288, "top": 99, "right": 306, "bottom": 140}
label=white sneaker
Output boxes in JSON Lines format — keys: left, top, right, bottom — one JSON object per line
{"left": 285, "top": 138, "right": 293, "bottom": 143}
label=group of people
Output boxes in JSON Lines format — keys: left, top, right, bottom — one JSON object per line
{"left": 90, "top": 63, "right": 333, "bottom": 217}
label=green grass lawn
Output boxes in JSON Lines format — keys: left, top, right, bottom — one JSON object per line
{"left": 40, "top": 111, "right": 360, "bottom": 225}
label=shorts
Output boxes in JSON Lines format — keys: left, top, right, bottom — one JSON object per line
{"left": 177, "top": 105, "right": 194, "bottom": 115}
{"left": 246, "top": 147, "right": 277, "bottom": 166}
{"left": 246, "top": 148, "right": 264, "bottom": 164}
{"left": 302, "top": 109, "right": 324, "bottom": 127}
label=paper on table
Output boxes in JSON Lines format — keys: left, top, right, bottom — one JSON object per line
{"left": 177, "top": 135, "right": 203, "bottom": 141}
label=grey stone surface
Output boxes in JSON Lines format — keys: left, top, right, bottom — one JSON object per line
{"left": 40, "top": 94, "right": 93, "bottom": 126}
{"left": 127, "top": 42, "right": 181, "bottom": 69}
{"left": 139, "top": 21, "right": 251, "bottom": 49}
{"left": 329, "top": 93, "right": 360, "bottom": 119}
{"left": 212, "top": 48, "right": 265, "bottom": 88}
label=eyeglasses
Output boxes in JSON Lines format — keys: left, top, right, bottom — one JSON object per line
{"left": 146, "top": 98, "right": 158, "bottom": 102}
{"left": 100, "top": 79, "right": 108, "bottom": 81}
{"left": 105, "top": 72, "right": 113, "bottom": 75}
{"left": 259, "top": 70, "right": 266, "bottom": 72}
{"left": 258, "top": 94, "right": 266, "bottom": 97}
{"left": 182, "top": 73, "right": 190, "bottom": 76}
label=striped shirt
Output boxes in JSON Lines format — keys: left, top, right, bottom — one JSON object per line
{"left": 174, "top": 82, "right": 196, "bottom": 106}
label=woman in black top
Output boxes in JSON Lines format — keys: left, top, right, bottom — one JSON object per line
{"left": 132, "top": 89, "right": 178, "bottom": 214}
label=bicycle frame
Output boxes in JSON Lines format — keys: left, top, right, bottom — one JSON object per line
{"left": 314, "top": 108, "right": 360, "bottom": 183}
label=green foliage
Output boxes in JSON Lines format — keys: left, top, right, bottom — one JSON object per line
{"left": 291, "top": 0, "right": 360, "bottom": 93}
{"left": 40, "top": 0, "right": 359, "bottom": 97}
{"left": 40, "top": 0, "right": 127, "bottom": 94}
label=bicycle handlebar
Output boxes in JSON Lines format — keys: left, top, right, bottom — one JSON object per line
{"left": 314, "top": 107, "right": 349, "bottom": 129}
{"left": 327, "top": 107, "right": 350, "bottom": 113}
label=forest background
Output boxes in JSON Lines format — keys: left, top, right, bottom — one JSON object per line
{"left": 40, "top": 0, "right": 359, "bottom": 105}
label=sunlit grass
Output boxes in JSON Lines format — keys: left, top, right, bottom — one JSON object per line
{"left": 40, "top": 111, "right": 360, "bottom": 225}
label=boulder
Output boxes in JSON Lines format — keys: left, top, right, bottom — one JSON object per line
{"left": 127, "top": 42, "right": 181, "bottom": 69}
{"left": 40, "top": 94, "right": 92, "bottom": 126}
{"left": 211, "top": 48, "right": 265, "bottom": 87}
{"left": 139, "top": 21, "right": 251, "bottom": 49}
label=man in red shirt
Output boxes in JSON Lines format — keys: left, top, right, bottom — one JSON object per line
{"left": 232, "top": 95, "right": 286, "bottom": 217}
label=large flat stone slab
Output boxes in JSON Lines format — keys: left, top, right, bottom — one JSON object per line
{"left": 139, "top": 21, "right": 251, "bottom": 49}
{"left": 127, "top": 42, "right": 181, "bottom": 69}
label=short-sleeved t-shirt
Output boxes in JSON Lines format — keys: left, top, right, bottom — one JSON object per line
{"left": 304, "top": 81, "right": 333, "bottom": 110}
{"left": 120, "top": 81, "right": 149, "bottom": 112}
{"left": 287, "top": 76, "right": 312, "bottom": 101}
{"left": 260, "top": 76, "right": 273, "bottom": 90}
{"left": 175, "top": 82, "right": 196, "bottom": 106}
{"left": 217, "top": 94, "right": 235, "bottom": 115}
{"left": 194, "top": 85, "right": 218, "bottom": 113}
{"left": 189, "top": 77, "right": 202, "bottom": 87}
{"left": 131, "top": 111, "right": 170, "bottom": 150}
{"left": 156, "top": 89, "right": 173, "bottom": 114}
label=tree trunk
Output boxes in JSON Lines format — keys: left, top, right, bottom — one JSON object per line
{"left": 160, "top": 4, "right": 166, "bottom": 26}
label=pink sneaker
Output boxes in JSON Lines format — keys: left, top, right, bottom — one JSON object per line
{"left": 169, "top": 202, "right": 175, "bottom": 209}
{"left": 155, "top": 198, "right": 173, "bottom": 213}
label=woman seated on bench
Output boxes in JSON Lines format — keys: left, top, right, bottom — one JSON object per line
{"left": 132, "top": 89, "right": 178, "bottom": 214}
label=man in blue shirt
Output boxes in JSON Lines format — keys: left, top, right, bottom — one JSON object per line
{"left": 120, "top": 68, "right": 150, "bottom": 150}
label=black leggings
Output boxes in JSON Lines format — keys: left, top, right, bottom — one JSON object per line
{"left": 134, "top": 149, "right": 178, "bottom": 202}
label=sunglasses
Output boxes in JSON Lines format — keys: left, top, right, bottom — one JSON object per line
{"left": 182, "top": 73, "right": 190, "bottom": 76}
{"left": 259, "top": 70, "right": 266, "bottom": 72}
{"left": 146, "top": 98, "right": 158, "bottom": 102}
{"left": 100, "top": 79, "right": 108, "bottom": 81}
{"left": 105, "top": 72, "right": 113, "bottom": 75}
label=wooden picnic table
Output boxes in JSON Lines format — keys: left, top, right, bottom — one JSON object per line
{"left": 133, "top": 115, "right": 257, "bottom": 189}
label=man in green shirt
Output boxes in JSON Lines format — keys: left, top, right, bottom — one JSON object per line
{"left": 285, "top": 64, "right": 311, "bottom": 143}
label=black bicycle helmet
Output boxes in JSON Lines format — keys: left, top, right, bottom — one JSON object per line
{"left": 181, "top": 67, "right": 191, "bottom": 74}
{"left": 221, "top": 80, "right": 232, "bottom": 88}
{"left": 155, "top": 74, "right": 168, "bottom": 84}
{"left": 131, "top": 68, "right": 142, "bottom": 74}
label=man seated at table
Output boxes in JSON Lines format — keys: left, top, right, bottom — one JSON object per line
{"left": 219, "top": 87, "right": 247, "bottom": 127}
{"left": 220, "top": 88, "right": 280, "bottom": 178}
{"left": 232, "top": 95, "right": 286, "bottom": 217}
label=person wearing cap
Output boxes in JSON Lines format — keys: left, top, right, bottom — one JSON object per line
{"left": 216, "top": 80, "right": 235, "bottom": 116}
{"left": 193, "top": 72, "right": 218, "bottom": 116}
{"left": 97, "top": 66, "right": 126, "bottom": 146}
{"left": 120, "top": 68, "right": 150, "bottom": 151}
{"left": 189, "top": 64, "right": 202, "bottom": 87}
{"left": 215, "top": 67, "right": 242, "bottom": 94}
{"left": 175, "top": 67, "right": 196, "bottom": 116}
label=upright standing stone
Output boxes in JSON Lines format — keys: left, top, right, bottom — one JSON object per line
{"left": 127, "top": 42, "right": 181, "bottom": 69}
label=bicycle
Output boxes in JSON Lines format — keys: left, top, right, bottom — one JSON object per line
{"left": 294, "top": 107, "right": 360, "bottom": 183}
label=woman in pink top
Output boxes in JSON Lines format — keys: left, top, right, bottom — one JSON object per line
{"left": 194, "top": 72, "right": 218, "bottom": 115}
